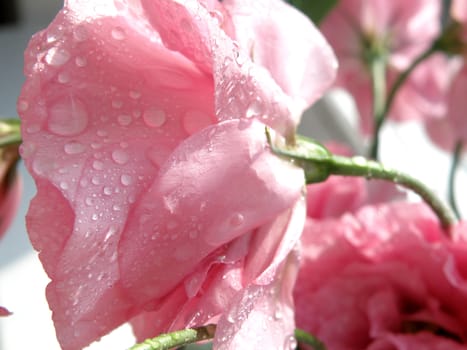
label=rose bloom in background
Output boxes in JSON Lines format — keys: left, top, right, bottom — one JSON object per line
{"left": 294, "top": 198, "right": 467, "bottom": 350}
{"left": 425, "top": 0, "right": 467, "bottom": 153}
{"left": 17, "top": 0, "right": 336, "bottom": 349}
{"left": 320, "top": 0, "right": 455, "bottom": 135}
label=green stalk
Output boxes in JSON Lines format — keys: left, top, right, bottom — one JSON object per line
{"left": 448, "top": 141, "right": 463, "bottom": 220}
{"left": 368, "top": 56, "right": 387, "bottom": 160}
{"left": 369, "top": 46, "right": 437, "bottom": 159}
{"left": 0, "top": 118, "right": 22, "bottom": 147}
{"left": 328, "top": 155, "right": 456, "bottom": 230}
{"left": 295, "top": 328, "right": 327, "bottom": 350}
{"left": 267, "top": 131, "right": 457, "bottom": 233}
{"left": 129, "top": 324, "right": 216, "bottom": 350}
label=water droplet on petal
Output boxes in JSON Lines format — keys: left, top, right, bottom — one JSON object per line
{"left": 103, "top": 186, "right": 113, "bottom": 195}
{"left": 59, "top": 181, "right": 69, "bottom": 190}
{"left": 143, "top": 107, "right": 166, "bottom": 128}
{"left": 104, "top": 225, "right": 118, "bottom": 242}
{"left": 45, "top": 47, "right": 71, "bottom": 66}
{"left": 120, "top": 174, "right": 133, "bottom": 186}
{"left": 352, "top": 156, "right": 367, "bottom": 166}
{"left": 111, "top": 27, "right": 126, "bottom": 40}
{"left": 117, "top": 114, "right": 132, "bottom": 126}
{"left": 246, "top": 98, "right": 263, "bottom": 118}
{"left": 75, "top": 56, "right": 87, "bottom": 67}
{"left": 229, "top": 213, "right": 244, "bottom": 227}
{"left": 274, "top": 309, "right": 283, "bottom": 320}
{"left": 111, "top": 149, "right": 129, "bottom": 164}
{"left": 209, "top": 10, "right": 224, "bottom": 25}
{"left": 183, "top": 110, "right": 212, "bottom": 135}
{"left": 112, "top": 99, "right": 123, "bottom": 109}
{"left": 92, "top": 160, "right": 104, "bottom": 170}
{"left": 58, "top": 72, "right": 70, "bottom": 84}
{"left": 48, "top": 96, "right": 88, "bottom": 136}
{"left": 73, "top": 25, "right": 88, "bottom": 42}
{"left": 283, "top": 335, "right": 297, "bottom": 350}
{"left": 97, "top": 129, "right": 108, "bottom": 137}
{"left": 26, "top": 124, "right": 41, "bottom": 134}
{"left": 17, "top": 100, "right": 29, "bottom": 112}
{"left": 129, "top": 90, "right": 141, "bottom": 99}
{"left": 233, "top": 46, "right": 247, "bottom": 66}
{"left": 64, "top": 141, "right": 86, "bottom": 154}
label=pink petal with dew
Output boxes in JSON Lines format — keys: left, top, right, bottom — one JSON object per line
{"left": 221, "top": 0, "right": 337, "bottom": 107}
{"left": 142, "top": 0, "right": 336, "bottom": 137}
{"left": 19, "top": 1, "right": 211, "bottom": 348}
{"left": 214, "top": 251, "right": 300, "bottom": 350}
{"left": 131, "top": 197, "right": 306, "bottom": 342}
{"left": 19, "top": 0, "right": 313, "bottom": 348}
{"left": 119, "top": 119, "right": 304, "bottom": 303}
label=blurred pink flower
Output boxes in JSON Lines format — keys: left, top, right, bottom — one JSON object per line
{"left": 0, "top": 306, "right": 12, "bottom": 317}
{"left": 294, "top": 202, "right": 467, "bottom": 350}
{"left": 424, "top": 1, "right": 467, "bottom": 152}
{"left": 17, "top": 0, "right": 336, "bottom": 349}
{"left": 320, "top": 0, "right": 449, "bottom": 135}
{"left": 452, "top": 0, "right": 467, "bottom": 33}
{"left": 425, "top": 62, "right": 467, "bottom": 152}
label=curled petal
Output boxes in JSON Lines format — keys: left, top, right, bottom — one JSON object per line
{"left": 214, "top": 250, "right": 300, "bottom": 350}
{"left": 119, "top": 119, "right": 304, "bottom": 302}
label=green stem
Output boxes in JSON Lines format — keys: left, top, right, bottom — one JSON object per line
{"left": 369, "top": 57, "right": 387, "bottom": 160}
{"left": 0, "top": 118, "right": 22, "bottom": 147}
{"left": 295, "top": 328, "right": 327, "bottom": 350}
{"left": 128, "top": 324, "right": 216, "bottom": 350}
{"left": 328, "top": 155, "right": 456, "bottom": 230}
{"left": 448, "top": 141, "right": 463, "bottom": 220}
{"left": 369, "top": 46, "right": 437, "bottom": 159}
{"left": 267, "top": 132, "right": 457, "bottom": 233}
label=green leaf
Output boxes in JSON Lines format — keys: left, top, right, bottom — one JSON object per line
{"left": 286, "top": 0, "right": 339, "bottom": 24}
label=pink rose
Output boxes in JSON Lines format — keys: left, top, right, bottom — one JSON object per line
{"left": 452, "top": 0, "right": 467, "bottom": 39}
{"left": 294, "top": 202, "right": 467, "bottom": 350}
{"left": 320, "top": 0, "right": 447, "bottom": 135}
{"left": 425, "top": 62, "right": 467, "bottom": 152}
{"left": 424, "top": 1, "right": 467, "bottom": 152}
{"left": 18, "top": 0, "right": 336, "bottom": 349}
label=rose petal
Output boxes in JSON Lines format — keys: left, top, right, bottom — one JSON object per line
{"left": 142, "top": 0, "right": 336, "bottom": 136}
{"left": 214, "top": 251, "right": 299, "bottom": 350}
{"left": 221, "top": 0, "right": 337, "bottom": 107}
{"left": 119, "top": 119, "right": 304, "bottom": 302}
